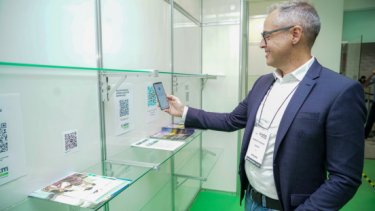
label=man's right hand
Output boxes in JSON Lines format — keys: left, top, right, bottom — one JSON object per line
{"left": 164, "top": 95, "right": 185, "bottom": 117}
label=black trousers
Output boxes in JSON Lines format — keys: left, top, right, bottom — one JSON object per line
{"left": 365, "top": 101, "right": 375, "bottom": 138}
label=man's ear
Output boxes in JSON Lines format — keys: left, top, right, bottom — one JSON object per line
{"left": 291, "top": 25, "right": 303, "bottom": 45}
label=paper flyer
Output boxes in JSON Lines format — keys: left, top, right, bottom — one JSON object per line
{"left": 0, "top": 93, "right": 27, "bottom": 186}
{"left": 113, "top": 83, "right": 133, "bottom": 136}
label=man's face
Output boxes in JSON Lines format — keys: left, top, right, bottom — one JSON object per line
{"left": 260, "top": 10, "right": 293, "bottom": 69}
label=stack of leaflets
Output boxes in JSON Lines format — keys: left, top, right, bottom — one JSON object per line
{"left": 29, "top": 172, "right": 132, "bottom": 209}
{"left": 150, "top": 127, "right": 195, "bottom": 140}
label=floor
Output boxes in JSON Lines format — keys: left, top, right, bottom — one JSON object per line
{"left": 190, "top": 159, "right": 375, "bottom": 211}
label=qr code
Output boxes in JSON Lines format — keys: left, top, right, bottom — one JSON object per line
{"left": 64, "top": 131, "right": 78, "bottom": 153}
{"left": 147, "top": 86, "right": 157, "bottom": 107}
{"left": 0, "top": 122, "right": 8, "bottom": 153}
{"left": 119, "top": 99, "right": 129, "bottom": 117}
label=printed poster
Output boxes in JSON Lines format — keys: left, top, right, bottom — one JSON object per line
{"left": 0, "top": 93, "right": 27, "bottom": 186}
{"left": 113, "top": 83, "right": 133, "bottom": 136}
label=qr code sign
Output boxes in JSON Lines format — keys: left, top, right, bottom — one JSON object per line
{"left": 0, "top": 122, "right": 8, "bottom": 153}
{"left": 119, "top": 99, "right": 129, "bottom": 117}
{"left": 63, "top": 130, "right": 78, "bottom": 153}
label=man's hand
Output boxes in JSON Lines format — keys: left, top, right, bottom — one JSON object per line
{"left": 164, "top": 95, "right": 185, "bottom": 117}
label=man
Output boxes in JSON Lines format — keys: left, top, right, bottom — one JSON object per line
{"left": 165, "top": 1, "right": 366, "bottom": 210}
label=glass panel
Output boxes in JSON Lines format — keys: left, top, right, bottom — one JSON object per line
{"left": 174, "top": 136, "right": 222, "bottom": 210}
{"left": 0, "top": 0, "right": 97, "bottom": 67}
{"left": 201, "top": 0, "right": 241, "bottom": 193}
{"left": 83, "top": 162, "right": 152, "bottom": 184}
{"left": 172, "top": 77, "right": 203, "bottom": 124}
{"left": 173, "top": 8, "right": 202, "bottom": 74}
{"left": 202, "top": 0, "right": 240, "bottom": 24}
{"left": 101, "top": 0, "right": 171, "bottom": 72}
{"left": 110, "top": 160, "right": 173, "bottom": 211}
{"left": 174, "top": 0, "right": 201, "bottom": 22}
{"left": 106, "top": 131, "right": 202, "bottom": 167}
{"left": 0, "top": 65, "right": 101, "bottom": 210}
{"left": 174, "top": 136, "right": 201, "bottom": 211}
{"left": 341, "top": 36, "right": 362, "bottom": 80}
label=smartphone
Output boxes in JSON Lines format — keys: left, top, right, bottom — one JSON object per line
{"left": 153, "top": 82, "right": 170, "bottom": 110}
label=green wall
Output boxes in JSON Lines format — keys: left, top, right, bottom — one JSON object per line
{"left": 343, "top": 8, "right": 375, "bottom": 43}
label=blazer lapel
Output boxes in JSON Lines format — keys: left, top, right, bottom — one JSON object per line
{"left": 273, "top": 61, "right": 321, "bottom": 158}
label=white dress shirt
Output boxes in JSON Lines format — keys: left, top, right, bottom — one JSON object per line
{"left": 244, "top": 57, "right": 314, "bottom": 199}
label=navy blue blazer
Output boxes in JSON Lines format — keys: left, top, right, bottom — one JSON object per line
{"left": 185, "top": 60, "right": 366, "bottom": 210}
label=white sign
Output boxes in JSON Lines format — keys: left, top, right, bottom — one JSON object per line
{"left": 0, "top": 93, "right": 27, "bottom": 186}
{"left": 113, "top": 83, "right": 133, "bottom": 136}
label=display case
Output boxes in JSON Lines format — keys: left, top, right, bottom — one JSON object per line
{"left": 0, "top": 0, "right": 223, "bottom": 210}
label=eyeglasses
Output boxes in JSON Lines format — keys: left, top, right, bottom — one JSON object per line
{"left": 261, "top": 25, "right": 294, "bottom": 45}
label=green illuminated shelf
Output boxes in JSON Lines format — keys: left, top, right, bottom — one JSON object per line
{"left": 0, "top": 61, "right": 216, "bottom": 79}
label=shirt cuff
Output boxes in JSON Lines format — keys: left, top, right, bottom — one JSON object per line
{"left": 181, "top": 106, "right": 189, "bottom": 122}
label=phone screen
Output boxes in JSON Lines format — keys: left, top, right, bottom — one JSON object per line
{"left": 153, "top": 82, "right": 170, "bottom": 110}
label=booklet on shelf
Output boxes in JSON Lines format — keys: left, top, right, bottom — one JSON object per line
{"left": 29, "top": 172, "right": 132, "bottom": 208}
{"left": 150, "top": 127, "right": 195, "bottom": 140}
{"left": 131, "top": 138, "right": 185, "bottom": 151}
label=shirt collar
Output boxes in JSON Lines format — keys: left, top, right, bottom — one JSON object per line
{"left": 273, "top": 57, "right": 315, "bottom": 83}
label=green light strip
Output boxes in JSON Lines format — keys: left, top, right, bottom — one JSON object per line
{"left": 0, "top": 61, "right": 216, "bottom": 78}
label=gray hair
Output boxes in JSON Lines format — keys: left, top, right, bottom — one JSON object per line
{"left": 268, "top": 0, "right": 321, "bottom": 48}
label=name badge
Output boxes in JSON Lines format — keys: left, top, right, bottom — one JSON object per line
{"left": 245, "top": 126, "right": 270, "bottom": 168}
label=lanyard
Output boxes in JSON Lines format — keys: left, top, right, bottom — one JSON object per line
{"left": 257, "top": 81, "right": 299, "bottom": 130}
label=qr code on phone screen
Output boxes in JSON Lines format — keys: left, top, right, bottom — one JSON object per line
{"left": 147, "top": 86, "right": 157, "bottom": 107}
{"left": 63, "top": 130, "right": 78, "bottom": 153}
{"left": 0, "top": 122, "right": 8, "bottom": 153}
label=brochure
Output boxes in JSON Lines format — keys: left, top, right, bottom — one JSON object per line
{"left": 150, "top": 127, "right": 195, "bottom": 140}
{"left": 29, "top": 172, "right": 132, "bottom": 208}
{"left": 131, "top": 138, "right": 185, "bottom": 151}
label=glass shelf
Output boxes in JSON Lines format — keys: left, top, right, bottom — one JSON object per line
{"left": 9, "top": 132, "right": 204, "bottom": 211}
{"left": 174, "top": 147, "right": 222, "bottom": 182}
{"left": 8, "top": 162, "right": 152, "bottom": 211}
{"left": 83, "top": 161, "right": 152, "bottom": 185}
{"left": 106, "top": 131, "right": 203, "bottom": 170}
{"left": 0, "top": 61, "right": 217, "bottom": 79}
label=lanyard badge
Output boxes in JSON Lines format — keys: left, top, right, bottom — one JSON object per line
{"left": 245, "top": 126, "right": 270, "bottom": 168}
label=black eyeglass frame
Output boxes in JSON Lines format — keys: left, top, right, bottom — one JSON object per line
{"left": 261, "top": 25, "right": 295, "bottom": 45}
